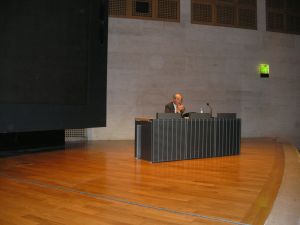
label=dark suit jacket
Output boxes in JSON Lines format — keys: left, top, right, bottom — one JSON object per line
{"left": 165, "top": 102, "right": 175, "bottom": 113}
{"left": 165, "top": 102, "right": 185, "bottom": 114}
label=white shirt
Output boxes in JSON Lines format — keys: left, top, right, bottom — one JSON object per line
{"left": 173, "top": 103, "right": 177, "bottom": 113}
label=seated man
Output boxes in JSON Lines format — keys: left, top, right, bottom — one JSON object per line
{"left": 165, "top": 93, "right": 185, "bottom": 114}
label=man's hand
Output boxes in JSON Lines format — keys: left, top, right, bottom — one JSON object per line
{"left": 177, "top": 104, "right": 185, "bottom": 113}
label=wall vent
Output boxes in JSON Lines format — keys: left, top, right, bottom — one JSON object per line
{"left": 65, "top": 129, "right": 87, "bottom": 142}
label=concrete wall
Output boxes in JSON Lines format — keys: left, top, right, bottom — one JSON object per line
{"left": 88, "top": 0, "right": 300, "bottom": 149}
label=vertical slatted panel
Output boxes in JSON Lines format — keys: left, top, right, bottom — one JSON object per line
{"left": 232, "top": 119, "right": 237, "bottom": 155}
{"left": 135, "top": 123, "right": 141, "bottom": 158}
{"left": 237, "top": 119, "right": 241, "bottom": 154}
{"left": 216, "top": 4, "right": 235, "bottom": 25}
{"left": 230, "top": 119, "right": 234, "bottom": 155}
{"left": 222, "top": 119, "right": 225, "bottom": 156}
{"left": 217, "top": 0, "right": 235, "bottom": 3}
{"left": 234, "top": 119, "right": 239, "bottom": 155}
{"left": 193, "top": 119, "right": 198, "bottom": 158}
{"left": 179, "top": 119, "right": 184, "bottom": 160}
{"left": 157, "top": 0, "right": 179, "bottom": 20}
{"left": 222, "top": 119, "right": 226, "bottom": 156}
{"left": 225, "top": 118, "right": 229, "bottom": 156}
{"left": 215, "top": 119, "right": 220, "bottom": 157}
{"left": 171, "top": 119, "right": 176, "bottom": 161}
{"left": 218, "top": 119, "right": 222, "bottom": 157}
{"left": 226, "top": 119, "right": 231, "bottom": 156}
{"left": 223, "top": 119, "right": 228, "bottom": 156}
{"left": 206, "top": 119, "right": 210, "bottom": 157}
{"left": 218, "top": 118, "right": 222, "bottom": 157}
{"left": 238, "top": 0, "right": 256, "bottom": 6}
{"left": 191, "top": 119, "right": 194, "bottom": 159}
{"left": 286, "top": 0, "right": 300, "bottom": 13}
{"left": 161, "top": 119, "right": 165, "bottom": 161}
{"left": 267, "top": 12, "right": 285, "bottom": 31}
{"left": 208, "top": 119, "right": 213, "bottom": 157}
{"left": 188, "top": 119, "right": 198, "bottom": 159}
{"left": 267, "top": 0, "right": 284, "bottom": 9}
{"left": 140, "top": 122, "right": 152, "bottom": 161}
{"left": 166, "top": 119, "right": 172, "bottom": 161}
{"left": 196, "top": 119, "right": 201, "bottom": 158}
{"left": 231, "top": 119, "right": 235, "bottom": 155}
{"left": 286, "top": 15, "right": 300, "bottom": 34}
{"left": 207, "top": 119, "right": 211, "bottom": 157}
{"left": 109, "top": 0, "right": 127, "bottom": 16}
{"left": 152, "top": 119, "right": 159, "bottom": 162}
{"left": 203, "top": 119, "right": 207, "bottom": 158}
{"left": 192, "top": 2, "right": 213, "bottom": 23}
{"left": 187, "top": 119, "right": 192, "bottom": 159}
{"left": 200, "top": 119, "right": 205, "bottom": 158}
{"left": 175, "top": 119, "right": 180, "bottom": 160}
{"left": 238, "top": 8, "right": 257, "bottom": 28}
{"left": 211, "top": 118, "right": 215, "bottom": 157}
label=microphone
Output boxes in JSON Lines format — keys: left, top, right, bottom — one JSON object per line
{"left": 206, "top": 102, "right": 212, "bottom": 117}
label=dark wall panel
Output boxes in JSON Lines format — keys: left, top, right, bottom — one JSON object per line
{"left": 0, "top": 0, "right": 108, "bottom": 133}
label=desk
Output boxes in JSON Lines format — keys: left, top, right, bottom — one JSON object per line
{"left": 135, "top": 118, "right": 241, "bottom": 162}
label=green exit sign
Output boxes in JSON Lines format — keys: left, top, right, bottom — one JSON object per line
{"left": 259, "top": 64, "right": 269, "bottom": 78}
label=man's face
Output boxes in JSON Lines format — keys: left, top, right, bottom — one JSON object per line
{"left": 173, "top": 94, "right": 183, "bottom": 105}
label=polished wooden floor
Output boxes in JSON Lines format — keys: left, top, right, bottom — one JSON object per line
{"left": 0, "top": 138, "right": 284, "bottom": 225}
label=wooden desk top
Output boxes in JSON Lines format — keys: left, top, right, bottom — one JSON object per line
{"left": 135, "top": 117, "right": 154, "bottom": 122}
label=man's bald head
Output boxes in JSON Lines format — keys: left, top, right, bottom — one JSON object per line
{"left": 172, "top": 93, "right": 183, "bottom": 106}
